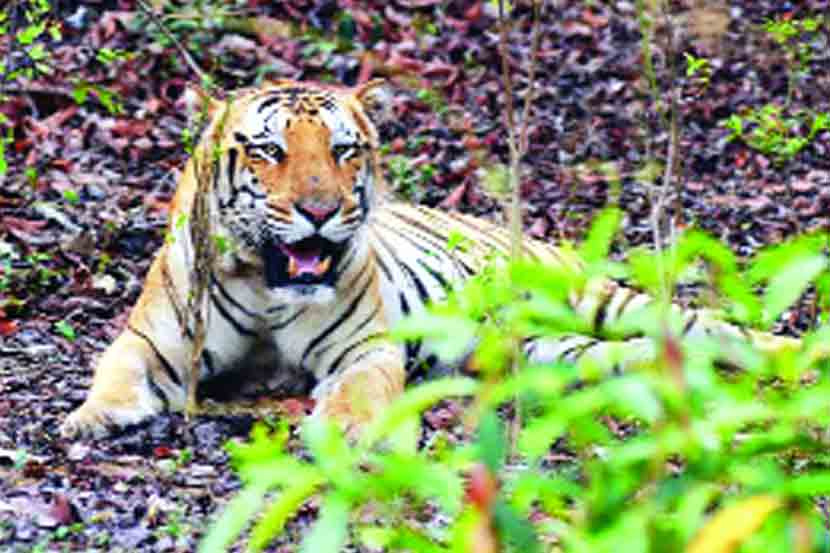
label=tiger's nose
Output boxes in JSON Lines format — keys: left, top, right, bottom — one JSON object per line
{"left": 295, "top": 199, "right": 341, "bottom": 225}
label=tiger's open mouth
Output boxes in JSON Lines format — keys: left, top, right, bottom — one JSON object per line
{"left": 263, "top": 236, "right": 347, "bottom": 289}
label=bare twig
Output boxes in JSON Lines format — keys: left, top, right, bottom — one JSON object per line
{"left": 135, "top": 0, "right": 211, "bottom": 85}
{"left": 496, "top": 0, "right": 545, "bottom": 455}
{"left": 133, "top": 0, "right": 216, "bottom": 419}
{"left": 181, "top": 98, "right": 232, "bottom": 419}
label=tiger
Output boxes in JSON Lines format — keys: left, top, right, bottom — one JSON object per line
{"left": 60, "top": 79, "right": 806, "bottom": 439}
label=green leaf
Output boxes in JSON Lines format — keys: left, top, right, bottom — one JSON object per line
{"left": 55, "top": 320, "right": 76, "bottom": 341}
{"left": 17, "top": 22, "right": 45, "bottom": 45}
{"left": 301, "top": 418, "right": 360, "bottom": 495}
{"left": 478, "top": 410, "right": 506, "bottom": 473}
{"left": 785, "top": 473, "right": 830, "bottom": 496}
{"left": 578, "top": 208, "right": 622, "bottom": 264}
{"left": 248, "top": 476, "right": 323, "bottom": 552}
{"left": 71, "top": 85, "right": 89, "bottom": 105}
{"left": 62, "top": 190, "right": 80, "bottom": 204}
{"left": 299, "top": 492, "right": 350, "bottom": 553}
{"left": 392, "top": 312, "right": 477, "bottom": 362}
{"left": 373, "top": 452, "right": 464, "bottom": 513}
{"left": 27, "top": 43, "right": 46, "bottom": 61}
{"left": 362, "top": 377, "right": 478, "bottom": 447}
{"left": 492, "top": 500, "right": 541, "bottom": 553}
{"left": 198, "top": 484, "right": 267, "bottom": 553}
{"left": 761, "top": 254, "right": 826, "bottom": 326}
{"left": 358, "top": 526, "right": 394, "bottom": 549}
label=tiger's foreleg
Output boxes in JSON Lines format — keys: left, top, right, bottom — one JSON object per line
{"left": 61, "top": 248, "right": 195, "bottom": 438}
{"left": 311, "top": 340, "right": 405, "bottom": 438}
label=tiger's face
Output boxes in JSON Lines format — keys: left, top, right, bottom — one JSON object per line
{"left": 202, "top": 80, "right": 386, "bottom": 304}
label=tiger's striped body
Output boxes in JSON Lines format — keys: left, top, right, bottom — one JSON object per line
{"left": 60, "top": 80, "right": 798, "bottom": 439}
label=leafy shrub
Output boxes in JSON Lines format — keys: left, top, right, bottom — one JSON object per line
{"left": 724, "top": 105, "right": 830, "bottom": 164}
{"left": 721, "top": 14, "right": 830, "bottom": 163}
{"left": 200, "top": 211, "right": 830, "bottom": 552}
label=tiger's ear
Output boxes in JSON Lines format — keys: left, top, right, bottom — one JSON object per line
{"left": 354, "top": 78, "right": 391, "bottom": 125}
{"left": 183, "top": 84, "right": 224, "bottom": 126}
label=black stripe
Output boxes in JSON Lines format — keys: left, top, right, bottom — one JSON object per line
{"left": 128, "top": 324, "right": 183, "bottom": 387}
{"left": 682, "top": 312, "right": 698, "bottom": 336}
{"left": 405, "top": 339, "right": 423, "bottom": 366}
{"left": 442, "top": 211, "right": 513, "bottom": 255}
{"left": 257, "top": 95, "right": 284, "bottom": 114}
{"left": 239, "top": 183, "right": 266, "bottom": 200}
{"left": 270, "top": 307, "right": 307, "bottom": 331}
{"left": 145, "top": 372, "right": 170, "bottom": 410}
{"left": 211, "top": 292, "right": 257, "bottom": 336}
{"left": 397, "top": 292, "right": 423, "bottom": 364}
{"left": 417, "top": 259, "right": 450, "bottom": 290}
{"left": 328, "top": 332, "right": 387, "bottom": 375}
{"left": 302, "top": 273, "right": 374, "bottom": 365}
{"left": 377, "top": 219, "right": 447, "bottom": 258}
{"left": 373, "top": 230, "right": 433, "bottom": 303}
{"left": 558, "top": 338, "right": 598, "bottom": 363}
{"left": 399, "top": 292, "right": 411, "bottom": 316}
{"left": 614, "top": 288, "right": 638, "bottom": 320}
{"left": 373, "top": 247, "right": 394, "bottom": 282}
{"left": 337, "top": 245, "right": 359, "bottom": 278}
{"left": 226, "top": 147, "right": 238, "bottom": 195}
{"left": 400, "top": 263, "right": 431, "bottom": 304}
{"left": 347, "top": 301, "right": 383, "bottom": 341}
{"left": 593, "top": 288, "right": 613, "bottom": 334}
{"left": 386, "top": 207, "right": 453, "bottom": 245}
{"left": 202, "top": 349, "right": 217, "bottom": 376}
{"left": 210, "top": 272, "right": 259, "bottom": 319}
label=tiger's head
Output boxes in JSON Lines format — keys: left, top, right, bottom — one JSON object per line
{"left": 187, "top": 79, "right": 388, "bottom": 304}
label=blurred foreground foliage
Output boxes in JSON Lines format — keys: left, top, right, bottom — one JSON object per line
{"left": 202, "top": 210, "right": 830, "bottom": 552}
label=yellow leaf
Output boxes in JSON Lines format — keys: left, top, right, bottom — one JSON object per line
{"left": 686, "top": 495, "right": 781, "bottom": 553}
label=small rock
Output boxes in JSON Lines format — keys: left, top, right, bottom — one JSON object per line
{"left": 67, "top": 442, "right": 91, "bottom": 462}
{"left": 92, "top": 274, "right": 118, "bottom": 295}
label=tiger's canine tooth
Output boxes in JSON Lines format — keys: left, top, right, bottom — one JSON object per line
{"left": 287, "top": 256, "right": 299, "bottom": 278}
{"left": 315, "top": 256, "right": 331, "bottom": 275}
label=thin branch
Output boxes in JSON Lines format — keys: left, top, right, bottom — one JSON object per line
{"left": 135, "top": 0, "right": 211, "bottom": 85}
{"left": 497, "top": 0, "right": 545, "bottom": 458}
{"left": 518, "top": 2, "right": 544, "bottom": 157}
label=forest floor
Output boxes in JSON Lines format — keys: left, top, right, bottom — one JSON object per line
{"left": 1, "top": 0, "right": 829, "bottom": 551}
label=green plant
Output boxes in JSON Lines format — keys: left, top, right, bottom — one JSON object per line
{"left": 724, "top": 104, "right": 830, "bottom": 163}
{"left": 201, "top": 210, "right": 830, "bottom": 552}
{"left": 719, "top": 14, "right": 829, "bottom": 164}
{"left": 416, "top": 88, "right": 448, "bottom": 115}
{"left": 55, "top": 319, "right": 76, "bottom": 341}
{"left": 683, "top": 52, "right": 710, "bottom": 89}
{"left": 762, "top": 15, "right": 823, "bottom": 105}
{"left": 3, "top": 0, "right": 62, "bottom": 81}
{"left": 70, "top": 81, "right": 124, "bottom": 115}
{"left": 387, "top": 155, "right": 436, "bottom": 200}
{"left": 0, "top": 248, "right": 61, "bottom": 306}
{"left": 135, "top": 0, "right": 237, "bottom": 53}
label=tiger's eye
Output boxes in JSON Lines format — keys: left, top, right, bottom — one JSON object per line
{"left": 332, "top": 144, "right": 355, "bottom": 160}
{"left": 261, "top": 144, "right": 284, "bottom": 161}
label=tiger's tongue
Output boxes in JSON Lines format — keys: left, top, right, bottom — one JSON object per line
{"left": 280, "top": 244, "right": 330, "bottom": 277}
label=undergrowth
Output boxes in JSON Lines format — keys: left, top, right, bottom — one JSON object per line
{"left": 200, "top": 210, "right": 830, "bottom": 552}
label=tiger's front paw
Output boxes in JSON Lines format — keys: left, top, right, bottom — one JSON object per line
{"left": 60, "top": 400, "right": 157, "bottom": 439}
{"left": 312, "top": 363, "right": 405, "bottom": 441}
{"left": 312, "top": 394, "right": 369, "bottom": 442}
